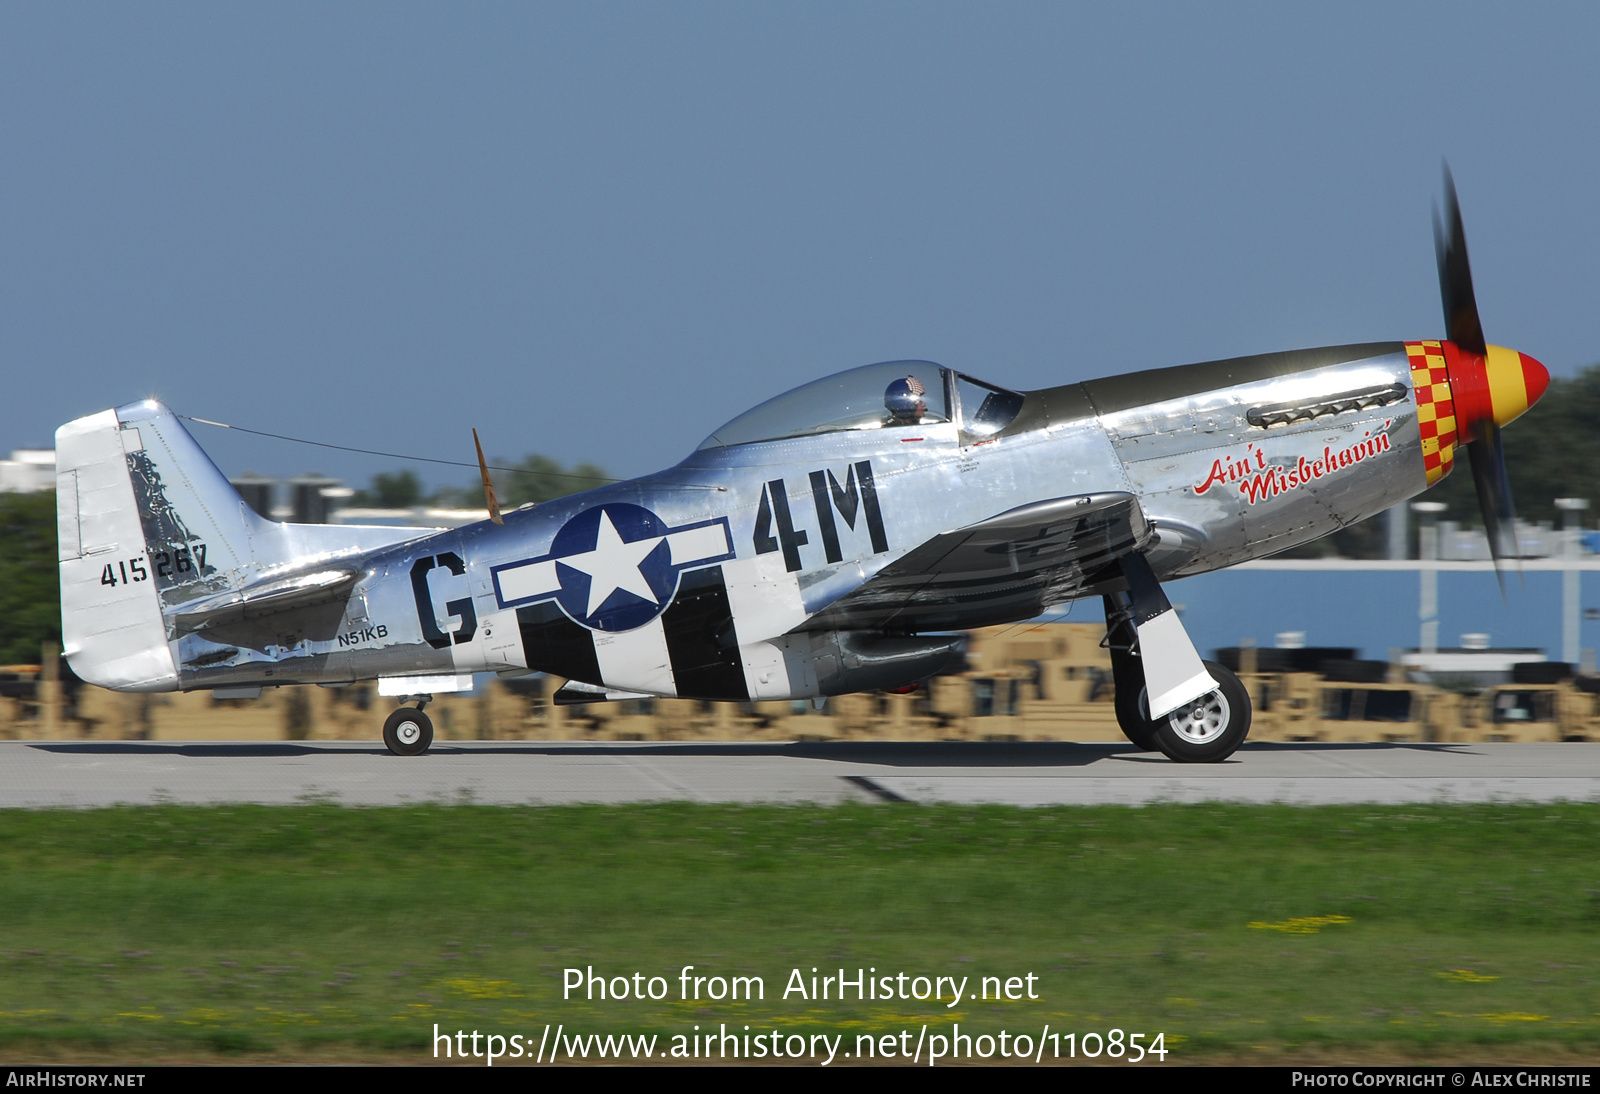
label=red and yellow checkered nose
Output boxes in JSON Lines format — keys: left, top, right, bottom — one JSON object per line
{"left": 1405, "top": 341, "right": 1548, "bottom": 486}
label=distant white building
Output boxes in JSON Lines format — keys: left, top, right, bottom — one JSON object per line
{"left": 0, "top": 449, "right": 54, "bottom": 493}
{"left": 1437, "top": 517, "right": 1560, "bottom": 560}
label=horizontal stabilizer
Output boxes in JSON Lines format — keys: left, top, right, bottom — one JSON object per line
{"left": 168, "top": 568, "right": 361, "bottom": 636}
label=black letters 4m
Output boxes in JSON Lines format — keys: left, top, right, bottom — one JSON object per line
{"left": 754, "top": 461, "right": 888, "bottom": 573}
{"left": 411, "top": 552, "right": 478, "bottom": 649}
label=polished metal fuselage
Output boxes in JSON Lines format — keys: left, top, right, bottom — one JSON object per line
{"left": 98, "top": 342, "right": 1427, "bottom": 700}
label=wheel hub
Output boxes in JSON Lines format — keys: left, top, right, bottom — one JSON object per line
{"left": 396, "top": 722, "right": 421, "bottom": 746}
{"left": 1167, "top": 690, "right": 1230, "bottom": 745}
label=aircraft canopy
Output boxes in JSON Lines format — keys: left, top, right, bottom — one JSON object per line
{"left": 698, "top": 360, "right": 1023, "bottom": 449}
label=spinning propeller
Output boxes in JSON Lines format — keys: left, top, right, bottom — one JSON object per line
{"left": 1431, "top": 166, "right": 1548, "bottom": 584}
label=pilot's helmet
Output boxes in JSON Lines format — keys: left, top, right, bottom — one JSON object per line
{"left": 885, "top": 375, "right": 928, "bottom": 423}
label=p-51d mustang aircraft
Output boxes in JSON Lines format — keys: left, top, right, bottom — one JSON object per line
{"left": 54, "top": 176, "right": 1548, "bottom": 761}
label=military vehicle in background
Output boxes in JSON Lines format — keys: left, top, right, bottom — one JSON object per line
{"left": 5, "top": 623, "right": 1599, "bottom": 745}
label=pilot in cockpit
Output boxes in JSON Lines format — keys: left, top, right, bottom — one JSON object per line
{"left": 884, "top": 375, "right": 928, "bottom": 426}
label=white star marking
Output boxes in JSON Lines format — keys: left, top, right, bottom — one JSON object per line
{"left": 557, "top": 511, "right": 663, "bottom": 617}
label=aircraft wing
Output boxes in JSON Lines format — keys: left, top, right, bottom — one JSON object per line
{"left": 801, "top": 491, "right": 1152, "bottom": 633}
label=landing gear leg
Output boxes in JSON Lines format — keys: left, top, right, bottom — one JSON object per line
{"left": 1102, "top": 553, "right": 1252, "bottom": 762}
{"left": 1103, "top": 595, "right": 1159, "bottom": 751}
{"left": 383, "top": 703, "right": 434, "bottom": 756}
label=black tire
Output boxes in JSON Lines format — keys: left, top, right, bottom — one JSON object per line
{"left": 382, "top": 707, "right": 434, "bottom": 756}
{"left": 1146, "top": 660, "right": 1251, "bottom": 763}
{"left": 1110, "top": 649, "right": 1161, "bottom": 751}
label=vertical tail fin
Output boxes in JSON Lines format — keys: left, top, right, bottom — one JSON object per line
{"left": 58, "top": 400, "right": 445, "bottom": 692}
{"left": 56, "top": 400, "right": 271, "bottom": 691}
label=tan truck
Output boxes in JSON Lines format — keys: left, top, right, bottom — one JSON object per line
{"left": 8, "top": 626, "right": 1599, "bottom": 745}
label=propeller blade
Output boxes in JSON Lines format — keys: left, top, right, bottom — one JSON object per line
{"left": 473, "top": 428, "right": 505, "bottom": 525}
{"left": 1435, "top": 166, "right": 1518, "bottom": 587}
{"left": 1466, "top": 423, "right": 1517, "bottom": 589}
{"left": 1434, "top": 164, "right": 1487, "bottom": 357}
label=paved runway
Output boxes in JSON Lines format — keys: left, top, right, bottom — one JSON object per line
{"left": 5, "top": 740, "right": 1600, "bottom": 808}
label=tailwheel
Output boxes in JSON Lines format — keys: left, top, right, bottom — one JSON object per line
{"left": 1144, "top": 660, "right": 1251, "bottom": 763}
{"left": 382, "top": 706, "right": 434, "bottom": 756}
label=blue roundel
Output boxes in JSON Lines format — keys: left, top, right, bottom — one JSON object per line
{"left": 526, "top": 502, "right": 736, "bottom": 633}
{"left": 490, "top": 503, "right": 735, "bottom": 633}
{"left": 550, "top": 504, "right": 672, "bottom": 631}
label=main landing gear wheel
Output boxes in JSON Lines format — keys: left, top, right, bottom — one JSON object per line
{"left": 1132, "top": 660, "right": 1251, "bottom": 763}
{"left": 1110, "top": 649, "right": 1161, "bottom": 752}
{"left": 382, "top": 707, "right": 434, "bottom": 756}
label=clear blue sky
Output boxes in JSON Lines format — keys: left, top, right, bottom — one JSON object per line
{"left": 3, "top": 3, "right": 1597, "bottom": 494}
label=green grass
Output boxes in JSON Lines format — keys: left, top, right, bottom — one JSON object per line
{"left": 2, "top": 802, "right": 1600, "bottom": 1061}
